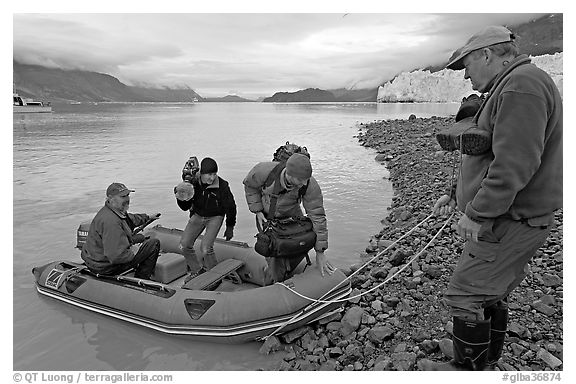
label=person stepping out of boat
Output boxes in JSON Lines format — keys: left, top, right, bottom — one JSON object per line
{"left": 174, "top": 157, "right": 237, "bottom": 283}
{"left": 81, "top": 183, "right": 161, "bottom": 280}
{"left": 243, "top": 151, "right": 336, "bottom": 283}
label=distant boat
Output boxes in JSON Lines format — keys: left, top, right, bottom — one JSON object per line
{"left": 13, "top": 92, "right": 52, "bottom": 113}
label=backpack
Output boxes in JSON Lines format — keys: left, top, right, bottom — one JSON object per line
{"left": 267, "top": 141, "right": 310, "bottom": 203}
{"left": 272, "top": 141, "right": 310, "bottom": 162}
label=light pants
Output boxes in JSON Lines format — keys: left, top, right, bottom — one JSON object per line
{"left": 445, "top": 216, "right": 552, "bottom": 320}
{"left": 180, "top": 214, "right": 224, "bottom": 272}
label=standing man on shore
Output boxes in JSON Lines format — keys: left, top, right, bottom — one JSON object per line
{"left": 427, "top": 26, "right": 562, "bottom": 371}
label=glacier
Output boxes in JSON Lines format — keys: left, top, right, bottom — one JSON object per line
{"left": 377, "top": 53, "right": 563, "bottom": 103}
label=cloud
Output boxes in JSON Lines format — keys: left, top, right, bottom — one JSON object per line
{"left": 12, "top": 13, "right": 547, "bottom": 98}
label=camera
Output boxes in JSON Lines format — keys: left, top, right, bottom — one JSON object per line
{"left": 182, "top": 156, "right": 199, "bottom": 182}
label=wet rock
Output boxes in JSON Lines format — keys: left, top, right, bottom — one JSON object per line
{"left": 390, "top": 250, "right": 408, "bottom": 266}
{"left": 508, "top": 322, "right": 530, "bottom": 338}
{"left": 371, "top": 299, "right": 384, "bottom": 312}
{"left": 377, "top": 239, "right": 396, "bottom": 249}
{"left": 445, "top": 320, "right": 454, "bottom": 335}
{"left": 348, "top": 288, "right": 362, "bottom": 304}
{"left": 412, "top": 329, "right": 431, "bottom": 343}
{"left": 325, "top": 321, "right": 341, "bottom": 332}
{"left": 399, "top": 211, "right": 412, "bottom": 221}
{"left": 328, "top": 346, "right": 343, "bottom": 357}
{"left": 536, "top": 348, "right": 562, "bottom": 369}
{"left": 539, "top": 294, "right": 557, "bottom": 306}
{"left": 423, "top": 265, "right": 443, "bottom": 279}
{"left": 362, "top": 313, "right": 377, "bottom": 325}
{"left": 373, "top": 358, "right": 393, "bottom": 370}
{"left": 540, "top": 273, "right": 562, "bottom": 287}
{"left": 299, "top": 360, "right": 320, "bottom": 371}
{"left": 532, "top": 301, "right": 556, "bottom": 316}
{"left": 384, "top": 296, "right": 401, "bottom": 307}
{"left": 284, "top": 351, "right": 297, "bottom": 361}
{"left": 375, "top": 153, "right": 389, "bottom": 162}
{"left": 370, "top": 268, "right": 389, "bottom": 279}
{"left": 394, "top": 342, "right": 408, "bottom": 353}
{"left": 419, "top": 339, "right": 439, "bottom": 354}
{"left": 281, "top": 326, "right": 313, "bottom": 344}
{"left": 259, "top": 335, "right": 283, "bottom": 354}
{"left": 392, "top": 352, "right": 417, "bottom": 371}
{"left": 510, "top": 342, "right": 527, "bottom": 357}
{"left": 319, "top": 360, "right": 338, "bottom": 371}
{"left": 438, "top": 338, "right": 454, "bottom": 358}
{"left": 367, "top": 326, "right": 395, "bottom": 344}
{"left": 278, "top": 360, "right": 293, "bottom": 370}
{"left": 340, "top": 306, "right": 364, "bottom": 336}
{"left": 364, "top": 341, "right": 377, "bottom": 356}
{"left": 350, "top": 275, "right": 368, "bottom": 289}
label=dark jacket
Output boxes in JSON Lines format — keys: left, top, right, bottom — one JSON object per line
{"left": 243, "top": 161, "right": 328, "bottom": 252}
{"left": 81, "top": 202, "right": 149, "bottom": 271}
{"left": 177, "top": 175, "right": 237, "bottom": 228}
{"left": 457, "top": 55, "right": 563, "bottom": 225}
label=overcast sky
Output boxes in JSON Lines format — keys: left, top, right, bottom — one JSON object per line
{"left": 12, "top": 7, "right": 549, "bottom": 99}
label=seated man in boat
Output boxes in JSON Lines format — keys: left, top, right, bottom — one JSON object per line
{"left": 81, "top": 183, "right": 161, "bottom": 280}
{"left": 174, "top": 157, "right": 237, "bottom": 283}
{"left": 243, "top": 153, "right": 335, "bottom": 283}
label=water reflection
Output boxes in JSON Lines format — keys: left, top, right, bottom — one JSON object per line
{"left": 23, "top": 298, "right": 283, "bottom": 371}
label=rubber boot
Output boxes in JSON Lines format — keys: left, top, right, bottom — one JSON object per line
{"left": 420, "top": 316, "right": 491, "bottom": 371}
{"left": 435, "top": 117, "right": 492, "bottom": 155}
{"left": 484, "top": 299, "right": 509, "bottom": 368}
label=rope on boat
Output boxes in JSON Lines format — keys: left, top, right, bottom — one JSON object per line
{"left": 277, "top": 212, "right": 454, "bottom": 304}
{"left": 260, "top": 211, "right": 455, "bottom": 341}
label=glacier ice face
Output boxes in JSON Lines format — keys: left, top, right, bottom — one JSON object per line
{"left": 377, "top": 53, "right": 563, "bottom": 103}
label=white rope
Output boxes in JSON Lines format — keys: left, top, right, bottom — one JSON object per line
{"left": 260, "top": 211, "right": 455, "bottom": 341}
{"left": 277, "top": 211, "right": 455, "bottom": 304}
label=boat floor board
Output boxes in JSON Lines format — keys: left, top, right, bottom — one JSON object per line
{"left": 183, "top": 259, "right": 245, "bottom": 291}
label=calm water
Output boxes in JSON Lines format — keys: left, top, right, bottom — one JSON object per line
{"left": 12, "top": 102, "right": 458, "bottom": 371}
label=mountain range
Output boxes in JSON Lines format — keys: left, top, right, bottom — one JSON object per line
{"left": 13, "top": 14, "right": 561, "bottom": 104}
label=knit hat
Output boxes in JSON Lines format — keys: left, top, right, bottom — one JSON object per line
{"left": 447, "top": 26, "right": 515, "bottom": 70}
{"left": 286, "top": 153, "right": 312, "bottom": 179}
{"left": 200, "top": 157, "right": 218, "bottom": 174}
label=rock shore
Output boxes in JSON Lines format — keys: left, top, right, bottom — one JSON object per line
{"left": 260, "top": 115, "right": 563, "bottom": 371}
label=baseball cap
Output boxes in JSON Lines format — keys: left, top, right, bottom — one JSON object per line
{"left": 447, "top": 26, "right": 515, "bottom": 70}
{"left": 106, "top": 182, "right": 135, "bottom": 197}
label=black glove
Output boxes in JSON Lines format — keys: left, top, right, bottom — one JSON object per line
{"left": 224, "top": 226, "right": 234, "bottom": 241}
{"left": 132, "top": 234, "right": 149, "bottom": 244}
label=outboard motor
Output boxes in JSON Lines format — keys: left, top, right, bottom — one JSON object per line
{"left": 76, "top": 221, "right": 91, "bottom": 249}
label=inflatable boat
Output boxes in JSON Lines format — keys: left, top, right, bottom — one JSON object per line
{"left": 32, "top": 224, "right": 351, "bottom": 343}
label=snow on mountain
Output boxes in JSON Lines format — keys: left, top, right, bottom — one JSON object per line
{"left": 377, "top": 53, "right": 563, "bottom": 103}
